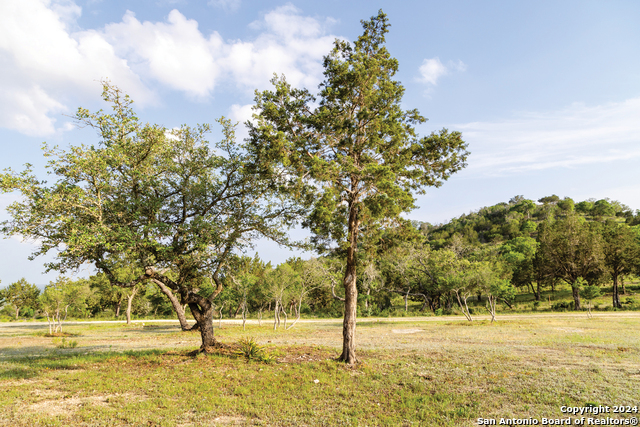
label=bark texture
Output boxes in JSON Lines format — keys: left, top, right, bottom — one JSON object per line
{"left": 338, "top": 203, "right": 358, "bottom": 364}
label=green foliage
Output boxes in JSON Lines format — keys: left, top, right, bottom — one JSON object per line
{"left": 538, "top": 194, "right": 560, "bottom": 204}
{"left": 537, "top": 215, "right": 604, "bottom": 310}
{"left": 249, "top": 12, "right": 468, "bottom": 248}
{"left": 53, "top": 337, "right": 79, "bottom": 349}
{"left": 581, "top": 284, "right": 602, "bottom": 301}
{"left": 557, "top": 197, "right": 575, "bottom": 212}
{"left": 235, "top": 337, "right": 271, "bottom": 363}
{"left": 1, "top": 278, "right": 40, "bottom": 319}
{"left": 1, "top": 81, "right": 304, "bottom": 348}
{"left": 249, "top": 11, "right": 468, "bottom": 360}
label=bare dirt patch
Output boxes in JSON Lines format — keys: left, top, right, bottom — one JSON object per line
{"left": 391, "top": 328, "right": 423, "bottom": 334}
{"left": 178, "top": 414, "right": 251, "bottom": 426}
{"left": 26, "top": 392, "right": 143, "bottom": 417}
{"left": 273, "top": 345, "right": 334, "bottom": 364}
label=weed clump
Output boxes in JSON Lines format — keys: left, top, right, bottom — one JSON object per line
{"left": 235, "top": 337, "right": 272, "bottom": 363}
{"left": 53, "top": 337, "right": 79, "bottom": 349}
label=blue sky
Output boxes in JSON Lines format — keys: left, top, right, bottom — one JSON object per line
{"left": 1, "top": 0, "right": 639, "bottom": 286}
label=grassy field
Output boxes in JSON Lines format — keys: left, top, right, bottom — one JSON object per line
{"left": 1, "top": 314, "right": 639, "bottom": 426}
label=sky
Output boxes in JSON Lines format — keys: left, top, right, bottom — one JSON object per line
{"left": 1, "top": 0, "right": 639, "bottom": 286}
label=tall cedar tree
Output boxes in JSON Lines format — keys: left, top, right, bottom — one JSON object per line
{"left": 248, "top": 11, "right": 469, "bottom": 363}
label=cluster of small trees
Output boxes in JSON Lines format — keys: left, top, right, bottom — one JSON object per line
{"left": 419, "top": 195, "right": 640, "bottom": 312}
{"left": 0, "top": 275, "right": 174, "bottom": 328}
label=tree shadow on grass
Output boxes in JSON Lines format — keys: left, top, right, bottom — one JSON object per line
{"left": 0, "top": 348, "right": 172, "bottom": 381}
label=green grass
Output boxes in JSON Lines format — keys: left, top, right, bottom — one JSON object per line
{"left": 1, "top": 315, "right": 639, "bottom": 426}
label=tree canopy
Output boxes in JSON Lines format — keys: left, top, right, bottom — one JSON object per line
{"left": 248, "top": 10, "right": 469, "bottom": 363}
{"left": 1, "top": 82, "right": 301, "bottom": 351}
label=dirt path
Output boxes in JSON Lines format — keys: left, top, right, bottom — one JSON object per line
{"left": 2, "top": 311, "right": 639, "bottom": 329}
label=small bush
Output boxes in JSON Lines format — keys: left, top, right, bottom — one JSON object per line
{"left": 53, "top": 337, "right": 79, "bottom": 349}
{"left": 551, "top": 301, "right": 572, "bottom": 311}
{"left": 235, "top": 337, "right": 271, "bottom": 363}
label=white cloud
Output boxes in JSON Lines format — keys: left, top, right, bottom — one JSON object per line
{"left": 208, "top": 0, "right": 241, "bottom": 12}
{"left": 456, "top": 97, "right": 640, "bottom": 175}
{"left": 418, "top": 57, "right": 466, "bottom": 87}
{"left": 419, "top": 57, "right": 447, "bottom": 85}
{"left": 0, "top": 0, "right": 152, "bottom": 136}
{"left": 224, "top": 4, "right": 337, "bottom": 91}
{"left": 229, "top": 103, "right": 254, "bottom": 141}
{"left": 102, "top": 10, "right": 224, "bottom": 99}
{"left": 0, "top": 85, "right": 67, "bottom": 136}
{"left": 0, "top": 1, "right": 338, "bottom": 136}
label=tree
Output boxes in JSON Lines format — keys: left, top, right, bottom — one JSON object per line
{"left": 1, "top": 278, "right": 40, "bottom": 320}
{"left": 501, "top": 237, "right": 538, "bottom": 298}
{"left": 264, "top": 263, "right": 300, "bottom": 330}
{"left": 557, "top": 197, "right": 575, "bottom": 213}
{"left": 580, "top": 279, "right": 601, "bottom": 319}
{"left": 600, "top": 220, "right": 639, "bottom": 308}
{"left": 536, "top": 215, "right": 603, "bottom": 310}
{"left": 248, "top": 11, "right": 468, "bottom": 363}
{"left": 40, "top": 277, "right": 89, "bottom": 334}
{"left": 575, "top": 200, "right": 595, "bottom": 215}
{"left": 592, "top": 199, "right": 615, "bottom": 218}
{"left": 538, "top": 195, "right": 560, "bottom": 205}
{"left": 1, "top": 82, "right": 300, "bottom": 352}
{"left": 380, "top": 243, "right": 420, "bottom": 312}
{"left": 487, "top": 278, "right": 515, "bottom": 322}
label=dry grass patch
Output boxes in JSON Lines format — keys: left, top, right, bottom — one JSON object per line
{"left": 0, "top": 314, "right": 639, "bottom": 426}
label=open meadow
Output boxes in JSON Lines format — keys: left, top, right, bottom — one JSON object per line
{"left": 1, "top": 313, "right": 639, "bottom": 426}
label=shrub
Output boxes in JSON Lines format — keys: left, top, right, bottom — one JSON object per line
{"left": 235, "top": 337, "right": 272, "bottom": 363}
{"left": 53, "top": 337, "right": 79, "bottom": 349}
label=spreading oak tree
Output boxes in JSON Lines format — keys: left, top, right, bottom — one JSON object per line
{"left": 248, "top": 11, "right": 469, "bottom": 363}
{"left": 1, "top": 82, "right": 300, "bottom": 352}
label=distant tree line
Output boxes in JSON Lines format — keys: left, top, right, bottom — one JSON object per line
{"left": 2, "top": 192, "right": 639, "bottom": 332}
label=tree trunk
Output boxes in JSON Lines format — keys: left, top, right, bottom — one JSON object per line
{"left": 15, "top": 306, "right": 19, "bottom": 320}
{"left": 218, "top": 302, "right": 224, "bottom": 328}
{"left": 273, "top": 300, "right": 279, "bottom": 330}
{"left": 404, "top": 289, "right": 409, "bottom": 312}
{"left": 612, "top": 274, "right": 622, "bottom": 309}
{"left": 151, "top": 279, "right": 193, "bottom": 331}
{"left": 534, "top": 281, "right": 541, "bottom": 301}
{"left": 281, "top": 304, "right": 288, "bottom": 329}
{"left": 454, "top": 290, "right": 473, "bottom": 321}
{"left": 286, "top": 298, "right": 302, "bottom": 330}
{"left": 115, "top": 301, "right": 121, "bottom": 318}
{"left": 621, "top": 275, "right": 626, "bottom": 295}
{"left": 189, "top": 301, "right": 218, "bottom": 352}
{"left": 338, "top": 203, "right": 359, "bottom": 364}
{"left": 487, "top": 295, "right": 496, "bottom": 323}
{"left": 571, "top": 285, "right": 581, "bottom": 310}
{"left": 242, "top": 301, "right": 247, "bottom": 331}
{"left": 125, "top": 287, "right": 139, "bottom": 325}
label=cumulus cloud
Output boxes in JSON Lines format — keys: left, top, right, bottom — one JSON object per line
{"left": 457, "top": 98, "right": 640, "bottom": 175}
{"left": 224, "top": 4, "right": 337, "bottom": 90}
{"left": 102, "top": 10, "right": 224, "bottom": 98}
{"left": 229, "top": 103, "right": 254, "bottom": 141}
{"left": 419, "top": 57, "right": 447, "bottom": 85}
{"left": 418, "top": 57, "right": 466, "bottom": 86}
{"left": 0, "top": 1, "right": 338, "bottom": 136}
{"left": 0, "top": 0, "right": 152, "bottom": 136}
